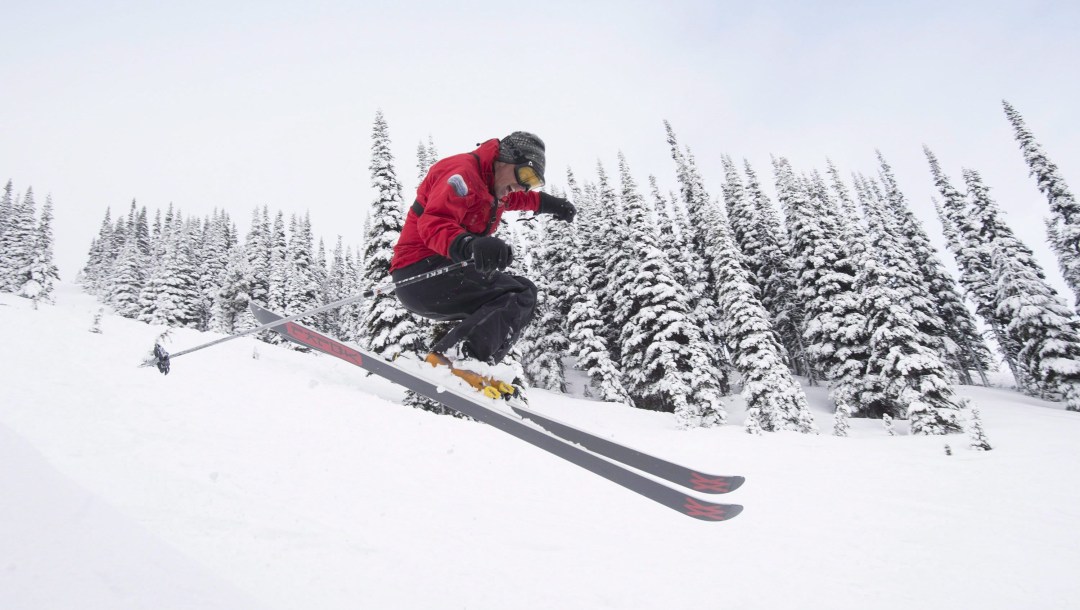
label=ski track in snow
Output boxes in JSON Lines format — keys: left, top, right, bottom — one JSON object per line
{"left": 2, "top": 284, "right": 1079, "bottom": 610}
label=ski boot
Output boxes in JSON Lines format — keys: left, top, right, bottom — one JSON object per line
{"left": 424, "top": 352, "right": 517, "bottom": 400}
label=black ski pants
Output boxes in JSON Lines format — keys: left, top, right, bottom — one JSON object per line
{"left": 391, "top": 256, "right": 538, "bottom": 364}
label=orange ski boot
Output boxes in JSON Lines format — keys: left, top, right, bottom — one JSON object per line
{"left": 424, "top": 352, "right": 508, "bottom": 399}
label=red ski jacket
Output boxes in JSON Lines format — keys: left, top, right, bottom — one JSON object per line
{"left": 390, "top": 139, "right": 541, "bottom": 272}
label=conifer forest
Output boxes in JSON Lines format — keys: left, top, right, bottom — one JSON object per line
{"left": 6, "top": 101, "right": 1080, "bottom": 434}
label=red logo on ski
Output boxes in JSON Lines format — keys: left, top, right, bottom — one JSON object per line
{"left": 683, "top": 497, "right": 729, "bottom": 521}
{"left": 689, "top": 472, "right": 732, "bottom": 493}
{"left": 285, "top": 323, "right": 363, "bottom": 367}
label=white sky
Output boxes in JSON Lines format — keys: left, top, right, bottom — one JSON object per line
{"left": 2, "top": 0, "right": 1078, "bottom": 296}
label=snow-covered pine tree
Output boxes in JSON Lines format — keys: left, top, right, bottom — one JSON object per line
{"left": 774, "top": 158, "right": 869, "bottom": 413}
{"left": 357, "top": 110, "right": 420, "bottom": 359}
{"left": 22, "top": 194, "right": 60, "bottom": 303}
{"left": 213, "top": 241, "right": 255, "bottom": 334}
{"left": 90, "top": 308, "right": 104, "bottom": 334}
{"left": 856, "top": 168, "right": 966, "bottom": 434}
{"left": 285, "top": 213, "right": 320, "bottom": 322}
{"left": 241, "top": 207, "right": 272, "bottom": 331}
{"left": 723, "top": 156, "right": 812, "bottom": 379}
{"left": 663, "top": 122, "right": 731, "bottom": 391}
{"left": 133, "top": 205, "right": 151, "bottom": 258}
{"left": 651, "top": 179, "right": 697, "bottom": 289}
{"left": 882, "top": 413, "right": 896, "bottom": 436}
{"left": 320, "top": 236, "right": 348, "bottom": 339}
{"left": 0, "top": 180, "right": 12, "bottom": 241}
{"left": 79, "top": 209, "right": 112, "bottom": 295}
{"left": 586, "top": 160, "right": 631, "bottom": 360}
{"left": 1002, "top": 100, "right": 1080, "bottom": 306}
{"left": 962, "top": 168, "right": 1047, "bottom": 389}
{"left": 416, "top": 135, "right": 438, "bottom": 184}
{"left": 991, "top": 216, "right": 1080, "bottom": 409}
{"left": 0, "top": 187, "right": 37, "bottom": 293}
{"left": 563, "top": 169, "right": 633, "bottom": 405}
{"left": 339, "top": 245, "right": 366, "bottom": 343}
{"left": 198, "top": 210, "right": 233, "bottom": 331}
{"left": 876, "top": 153, "right": 992, "bottom": 385}
{"left": 615, "top": 153, "right": 725, "bottom": 427}
{"left": 267, "top": 211, "right": 289, "bottom": 317}
{"left": 108, "top": 224, "right": 146, "bottom": 318}
{"left": 519, "top": 213, "right": 570, "bottom": 392}
{"left": 138, "top": 213, "right": 201, "bottom": 328}
{"left": 0, "top": 180, "right": 15, "bottom": 289}
{"left": 711, "top": 196, "right": 814, "bottom": 433}
{"left": 968, "top": 406, "right": 993, "bottom": 450}
{"left": 833, "top": 401, "right": 852, "bottom": 437}
{"left": 925, "top": 148, "right": 1022, "bottom": 384}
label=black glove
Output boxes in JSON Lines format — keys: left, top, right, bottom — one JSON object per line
{"left": 449, "top": 234, "right": 514, "bottom": 274}
{"left": 539, "top": 192, "right": 576, "bottom": 223}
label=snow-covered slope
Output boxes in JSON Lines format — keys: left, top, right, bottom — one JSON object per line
{"left": 2, "top": 285, "right": 1079, "bottom": 610}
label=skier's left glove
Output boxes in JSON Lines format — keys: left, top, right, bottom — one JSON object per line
{"left": 538, "top": 192, "right": 576, "bottom": 223}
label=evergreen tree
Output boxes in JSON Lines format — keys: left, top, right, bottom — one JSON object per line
{"left": 1002, "top": 100, "right": 1080, "bottom": 306}
{"left": 199, "top": 210, "right": 233, "bottom": 330}
{"left": 213, "top": 244, "right": 255, "bottom": 334}
{"left": 0, "top": 180, "right": 13, "bottom": 243}
{"left": 992, "top": 217, "right": 1080, "bottom": 409}
{"left": 340, "top": 245, "right": 366, "bottom": 343}
{"left": 651, "top": 178, "right": 697, "bottom": 290}
{"left": 268, "top": 211, "right": 288, "bottom": 314}
{"left": 876, "top": 153, "right": 991, "bottom": 384}
{"left": 321, "top": 236, "right": 348, "bottom": 338}
{"left": 108, "top": 233, "right": 146, "bottom": 318}
{"left": 963, "top": 168, "right": 1043, "bottom": 389}
{"left": 926, "top": 148, "right": 1021, "bottom": 384}
{"left": 358, "top": 110, "right": 420, "bottom": 359}
{"left": 711, "top": 198, "right": 814, "bottom": 433}
{"left": 561, "top": 170, "right": 632, "bottom": 404}
{"left": 416, "top": 135, "right": 439, "bottom": 183}
{"left": 242, "top": 206, "right": 272, "bottom": 330}
{"left": 968, "top": 406, "right": 993, "bottom": 451}
{"left": 285, "top": 213, "right": 320, "bottom": 319}
{"left": 1, "top": 188, "right": 38, "bottom": 293}
{"left": 857, "top": 166, "right": 966, "bottom": 434}
{"left": 519, "top": 214, "right": 570, "bottom": 392}
{"left": 663, "top": 122, "right": 731, "bottom": 392}
{"left": 587, "top": 161, "right": 631, "bottom": 359}
{"left": 614, "top": 153, "right": 725, "bottom": 427}
{"left": 138, "top": 214, "right": 201, "bottom": 328}
{"left": 774, "top": 158, "right": 869, "bottom": 413}
{"left": 833, "top": 401, "right": 852, "bottom": 437}
{"left": 79, "top": 209, "right": 115, "bottom": 295}
{"left": 21, "top": 194, "right": 61, "bottom": 303}
{"left": 723, "top": 157, "right": 812, "bottom": 379}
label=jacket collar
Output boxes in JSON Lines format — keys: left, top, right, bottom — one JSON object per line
{"left": 473, "top": 139, "right": 501, "bottom": 190}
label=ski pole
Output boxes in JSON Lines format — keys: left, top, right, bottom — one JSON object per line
{"left": 145, "top": 260, "right": 470, "bottom": 375}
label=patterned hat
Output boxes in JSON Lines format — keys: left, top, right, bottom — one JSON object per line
{"left": 498, "top": 131, "right": 546, "bottom": 183}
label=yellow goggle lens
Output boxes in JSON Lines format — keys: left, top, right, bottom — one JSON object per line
{"left": 515, "top": 164, "right": 544, "bottom": 191}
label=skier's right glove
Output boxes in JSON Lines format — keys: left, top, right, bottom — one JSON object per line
{"left": 449, "top": 234, "right": 514, "bottom": 274}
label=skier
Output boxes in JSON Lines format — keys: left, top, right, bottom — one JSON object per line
{"left": 389, "top": 131, "right": 576, "bottom": 396}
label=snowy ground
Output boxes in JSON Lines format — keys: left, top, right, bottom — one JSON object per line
{"left": 3, "top": 284, "right": 1079, "bottom": 610}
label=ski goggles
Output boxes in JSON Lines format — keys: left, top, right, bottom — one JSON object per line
{"left": 514, "top": 163, "right": 545, "bottom": 191}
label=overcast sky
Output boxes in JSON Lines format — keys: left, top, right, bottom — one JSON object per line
{"left": 3, "top": 0, "right": 1078, "bottom": 298}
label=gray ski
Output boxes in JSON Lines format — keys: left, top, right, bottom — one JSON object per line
{"left": 507, "top": 403, "right": 744, "bottom": 494}
{"left": 249, "top": 303, "right": 742, "bottom": 522}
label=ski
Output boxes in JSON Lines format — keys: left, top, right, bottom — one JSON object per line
{"left": 507, "top": 403, "right": 744, "bottom": 494}
{"left": 249, "top": 303, "right": 743, "bottom": 522}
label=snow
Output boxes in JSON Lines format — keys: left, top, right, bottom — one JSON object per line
{"left": 4, "top": 284, "right": 1080, "bottom": 609}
